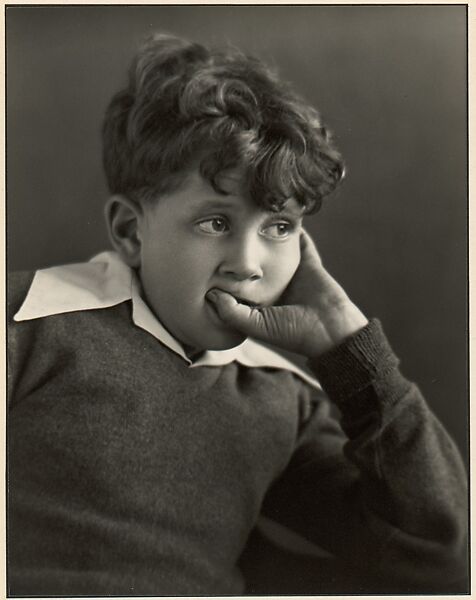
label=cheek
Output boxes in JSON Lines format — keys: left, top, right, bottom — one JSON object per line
{"left": 171, "top": 241, "right": 220, "bottom": 291}
{"left": 266, "top": 241, "right": 300, "bottom": 294}
{"left": 142, "top": 236, "right": 218, "bottom": 301}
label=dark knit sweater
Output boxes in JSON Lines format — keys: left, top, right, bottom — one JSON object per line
{"left": 7, "top": 271, "right": 468, "bottom": 596}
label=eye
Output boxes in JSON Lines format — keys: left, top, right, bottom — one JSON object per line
{"left": 261, "top": 222, "right": 295, "bottom": 240}
{"left": 197, "top": 217, "right": 230, "bottom": 235}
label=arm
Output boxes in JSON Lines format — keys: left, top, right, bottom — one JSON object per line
{"left": 262, "top": 319, "right": 468, "bottom": 591}
{"left": 207, "top": 231, "right": 468, "bottom": 591}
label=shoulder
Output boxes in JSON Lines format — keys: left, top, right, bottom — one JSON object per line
{"left": 237, "top": 340, "right": 331, "bottom": 431}
{"left": 9, "top": 252, "right": 133, "bottom": 325}
{"left": 240, "top": 338, "right": 323, "bottom": 394}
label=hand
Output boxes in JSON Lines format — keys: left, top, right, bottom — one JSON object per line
{"left": 206, "top": 229, "right": 368, "bottom": 358}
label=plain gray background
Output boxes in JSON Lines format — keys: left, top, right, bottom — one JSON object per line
{"left": 7, "top": 5, "right": 468, "bottom": 461}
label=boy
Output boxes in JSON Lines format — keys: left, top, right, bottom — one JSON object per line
{"left": 7, "top": 33, "right": 467, "bottom": 596}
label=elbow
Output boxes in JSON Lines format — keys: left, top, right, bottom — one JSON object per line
{"left": 382, "top": 513, "right": 469, "bottom": 593}
{"left": 428, "top": 495, "right": 469, "bottom": 582}
{"left": 433, "top": 516, "right": 469, "bottom": 589}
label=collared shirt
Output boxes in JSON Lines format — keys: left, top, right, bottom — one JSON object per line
{"left": 14, "top": 251, "right": 320, "bottom": 390}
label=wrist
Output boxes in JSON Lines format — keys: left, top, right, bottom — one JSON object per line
{"left": 302, "top": 305, "right": 369, "bottom": 359}
{"left": 307, "top": 319, "right": 404, "bottom": 408}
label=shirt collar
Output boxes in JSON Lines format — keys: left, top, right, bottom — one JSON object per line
{"left": 13, "top": 251, "right": 321, "bottom": 389}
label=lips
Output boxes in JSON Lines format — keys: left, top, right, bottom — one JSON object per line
{"left": 208, "top": 288, "right": 261, "bottom": 309}
{"left": 233, "top": 297, "right": 260, "bottom": 308}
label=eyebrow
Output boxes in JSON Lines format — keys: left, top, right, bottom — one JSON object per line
{"left": 192, "top": 197, "right": 241, "bottom": 210}
{"left": 269, "top": 207, "right": 304, "bottom": 220}
{"left": 191, "top": 197, "right": 304, "bottom": 219}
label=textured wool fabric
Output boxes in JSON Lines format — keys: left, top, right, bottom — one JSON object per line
{"left": 7, "top": 271, "right": 468, "bottom": 596}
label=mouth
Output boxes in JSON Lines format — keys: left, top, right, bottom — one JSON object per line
{"left": 204, "top": 291, "right": 249, "bottom": 342}
{"left": 233, "top": 297, "right": 261, "bottom": 309}
{"left": 208, "top": 289, "right": 261, "bottom": 309}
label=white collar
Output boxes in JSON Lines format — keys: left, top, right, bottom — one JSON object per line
{"left": 13, "top": 251, "right": 321, "bottom": 389}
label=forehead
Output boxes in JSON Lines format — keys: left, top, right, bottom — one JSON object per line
{"left": 166, "top": 168, "right": 304, "bottom": 218}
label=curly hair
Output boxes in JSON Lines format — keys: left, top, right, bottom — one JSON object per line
{"left": 102, "top": 33, "right": 344, "bottom": 213}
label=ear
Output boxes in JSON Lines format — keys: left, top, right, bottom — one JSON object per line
{"left": 104, "top": 195, "right": 143, "bottom": 268}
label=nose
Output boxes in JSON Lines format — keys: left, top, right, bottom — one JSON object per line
{"left": 218, "top": 233, "right": 264, "bottom": 282}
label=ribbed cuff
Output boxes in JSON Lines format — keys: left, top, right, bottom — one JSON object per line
{"left": 308, "top": 319, "right": 407, "bottom": 409}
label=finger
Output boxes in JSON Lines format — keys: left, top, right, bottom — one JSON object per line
{"left": 206, "top": 290, "right": 264, "bottom": 336}
{"left": 296, "top": 229, "right": 346, "bottom": 296}
{"left": 300, "top": 228, "right": 323, "bottom": 267}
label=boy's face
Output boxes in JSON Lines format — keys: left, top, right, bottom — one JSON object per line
{"left": 137, "top": 169, "right": 304, "bottom": 352}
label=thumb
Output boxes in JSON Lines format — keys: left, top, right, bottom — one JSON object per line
{"left": 206, "top": 289, "right": 265, "bottom": 337}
